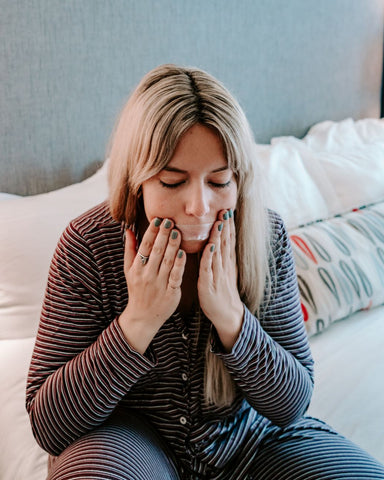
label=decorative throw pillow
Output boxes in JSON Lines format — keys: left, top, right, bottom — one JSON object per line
{"left": 289, "top": 202, "right": 384, "bottom": 337}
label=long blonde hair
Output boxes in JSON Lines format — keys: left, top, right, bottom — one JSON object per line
{"left": 108, "top": 64, "right": 271, "bottom": 406}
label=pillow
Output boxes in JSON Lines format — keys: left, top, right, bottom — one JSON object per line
{"left": 300, "top": 118, "right": 384, "bottom": 214}
{"left": 289, "top": 202, "right": 384, "bottom": 337}
{"left": 304, "top": 117, "right": 384, "bottom": 149}
{"left": 0, "top": 162, "right": 109, "bottom": 340}
{"left": 261, "top": 118, "right": 384, "bottom": 229}
{"left": 0, "top": 193, "right": 21, "bottom": 201}
{"left": 255, "top": 143, "right": 330, "bottom": 230}
{"left": 0, "top": 338, "right": 48, "bottom": 480}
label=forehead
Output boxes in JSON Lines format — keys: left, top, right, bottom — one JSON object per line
{"left": 166, "top": 124, "right": 228, "bottom": 171}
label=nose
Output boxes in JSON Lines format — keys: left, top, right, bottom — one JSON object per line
{"left": 185, "top": 183, "right": 210, "bottom": 218}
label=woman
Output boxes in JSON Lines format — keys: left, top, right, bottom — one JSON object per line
{"left": 26, "top": 64, "right": 384, "bottom": 479}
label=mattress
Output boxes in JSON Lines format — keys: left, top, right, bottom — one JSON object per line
{"left": 307, "top": 305, "right": 384, "bottom": 463}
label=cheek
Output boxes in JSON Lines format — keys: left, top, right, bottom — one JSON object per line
{"left": 142, "top": 186, "right": 176, "bottom": 221}
{"left": 222, "top": 184, "right": 237, "bottom": 209}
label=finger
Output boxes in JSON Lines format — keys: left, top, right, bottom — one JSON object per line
{"left": 159, "top": 228, "right": 182, "bottom": 278}
{"left": 199, "top": 242, "right": 216, "bottom": 282}
{"left": 209, "top": 220, "right": 224, "bottom": 276}
{"left": 133, "top": 217, "right": 162, "bottom": 268}
{"left": 146, "top": 218, "right": 174, "bottom": 271}
{"left": 124, "top": 228, "right": 138, "bottom": 274}
{"left": 167, "top": 249, "right": 187, "bottom": 291}
{"left": 220, "top": 210, "right": 231, "bottom": 268}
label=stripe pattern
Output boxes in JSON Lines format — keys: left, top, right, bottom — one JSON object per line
{"left": 26, "top": 201, "right": 384, "bottom": 478}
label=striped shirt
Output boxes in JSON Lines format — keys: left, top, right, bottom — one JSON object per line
{"left": 26, "top": 201, "right": 314, "bottom": 478}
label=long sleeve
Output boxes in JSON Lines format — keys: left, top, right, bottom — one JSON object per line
{"left": 213, "top": 213, "right": 314, "bottom": 427}
{"left": 26, "top": 209, "right": 156, "bottom": 456}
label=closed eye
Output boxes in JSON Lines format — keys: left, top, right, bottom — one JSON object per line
{"left": 160, "top": 180, "right": 231, "bottom": 189}
{"left": 160, "top": 180, "right": 186, "bottom": 189}
{"left": 209, "top": 180, "right": 231, "bottom": 189}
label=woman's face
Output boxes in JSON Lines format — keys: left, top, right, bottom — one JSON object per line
{"left": 142, "top": 124, "right": 238, "bottom": 253}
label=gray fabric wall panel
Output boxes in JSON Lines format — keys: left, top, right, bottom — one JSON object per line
{"left": 1, "top": 0, "right": 383, "bottom": 194}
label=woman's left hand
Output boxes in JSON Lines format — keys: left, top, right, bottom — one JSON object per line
{"left": 198, "top": 209, "right": 244, "bottom": 352}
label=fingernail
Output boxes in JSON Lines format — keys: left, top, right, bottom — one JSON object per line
{"left": 171, "top": 230, "right": 178, "bottom": 239}
{"left": 228, "top": 209, "right": 233, "bottom": 218}
{"left": 223, "top": 212, "right": 228, "bottom": 220}
{"left": 164, "top": 219, "right": 172, "bottom": 229}
{"left": 178, "top": 249, "right": 184, "bottom": 258}
{"left": 154, "top": 218, "right": 162, "bottom": 227}
{"left": 218, "top": 223, "right": 223, "bottom": 231}
{"left": 210, "top": 244, "right": 215, "bottom": 252}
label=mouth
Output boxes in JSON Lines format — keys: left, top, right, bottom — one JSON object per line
{"left": 175, "top": 223, "right": 214, "bottom": 241}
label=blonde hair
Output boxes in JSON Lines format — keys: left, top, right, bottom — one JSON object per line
{"left": 108, "top": 64, "right": 271, "bottom": 406}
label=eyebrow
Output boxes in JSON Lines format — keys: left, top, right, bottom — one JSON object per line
{"left": 163, "top": 165, "right": 229, "bottom": 174}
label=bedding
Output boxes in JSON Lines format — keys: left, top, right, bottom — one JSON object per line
{"left": 307, "top": 307, "right": 384, "bottom": 464}
{"left": 261, "top": 118, "right": 384, "bottom": 230}
{"left": 1, "top": 118, "right": 384, "bottom": 479}
{"left": 290, "top": 202, "right": 384, "bottom": 337}
{"left": 0, "top": 162, "right": 109, "bottom": 340}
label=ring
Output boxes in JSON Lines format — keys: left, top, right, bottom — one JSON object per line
{"left": 138, "top": 251, "right": 150, "bottom": 265}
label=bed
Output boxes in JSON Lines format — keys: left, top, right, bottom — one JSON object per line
{"left": 1, "top": 1, "right": 384, "bottom": 478}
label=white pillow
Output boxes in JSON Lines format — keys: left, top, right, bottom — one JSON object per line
{"left": 256, "top": 143, "right": 330, "bottom": 230}
{"left": 0, "top": 162, "right": 109, "bottom": 340}
{"left": 304, "top": 117, "right": 384, "bottom": 149}
{"left": 0, "top": 338, "right": 48, "bottom": 480}
{"left": 0, "top": 193, "right": 21, "bottom": 201}
{"left": 260, "top": 118, "right": 384, "bottom": 229}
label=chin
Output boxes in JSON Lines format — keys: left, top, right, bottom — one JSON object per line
{"left": 181, "top": 239, "right": 207, "bottom": 254}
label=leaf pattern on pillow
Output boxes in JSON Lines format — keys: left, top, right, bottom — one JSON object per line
{"left": 289, "top": 202, "right": 384, "bottom": 336}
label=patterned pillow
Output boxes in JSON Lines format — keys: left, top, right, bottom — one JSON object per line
{"left": 289, "top": 202, "right": 384, "bottom": 337}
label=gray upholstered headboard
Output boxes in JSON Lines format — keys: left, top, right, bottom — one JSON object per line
{"left": 1, "top": 0, "right": 383, "bottom": 195}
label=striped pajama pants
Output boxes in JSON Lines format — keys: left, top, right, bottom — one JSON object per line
{"left": 47, "top": 411, "right": 384, "bottom": 480}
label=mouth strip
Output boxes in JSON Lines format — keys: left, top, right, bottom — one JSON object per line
{"left": 176, "top": 223, "right": 214, "bottom": 241}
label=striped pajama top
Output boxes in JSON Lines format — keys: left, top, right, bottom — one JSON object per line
{"left": 26, "top": 201, "right": 314, "bottom": 478}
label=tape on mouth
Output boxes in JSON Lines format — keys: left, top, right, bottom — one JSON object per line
{"left": 176, "top": 223, "right": 214, "bottom": 241}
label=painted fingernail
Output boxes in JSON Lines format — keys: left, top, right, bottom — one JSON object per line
{"left": 171, "top": 230, "right": 178, "bottom": 240}
{"left": 223, "top": 212, "right": 228, "bottom": 220}
{"left": 210, "top": 244, "right": 215, "bottom": 252}
{"left": 164, "top": 219, "right": 172, "bottom": 229}
{"left": 218, "top": 223, "right": 223, "bottom": 231}
{"left": 228, "top": 209, "right": 233, "bottom": 218}
{"left": 154, "top": 218, "right": 162, "bottom": 227}
{"left": 178, "top": 249, "right": 184, "bottom": 258}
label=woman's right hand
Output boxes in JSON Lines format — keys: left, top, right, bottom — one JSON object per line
{"left": 118, "top": 218, "right": 186, "bottom": 354}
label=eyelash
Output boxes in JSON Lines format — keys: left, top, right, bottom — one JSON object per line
{"left": 160, "top": 180, "right": 231, "bottom": 189}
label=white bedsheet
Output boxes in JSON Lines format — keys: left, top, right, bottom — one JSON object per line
{"left": 308, "top": 306, "right": 384, "bottom": 463}
{"left": 1, "top": 307, "right": 383, "bottom": 480}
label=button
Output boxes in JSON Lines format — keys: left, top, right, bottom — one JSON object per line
{"left": 179, "top": 416, "right": 187, "bottom": 425}
{"left": 182, "top": 333, "right": 188, "bottom": 340}
{"left": 182, "top": 373, "right": 188, "bottom": 381}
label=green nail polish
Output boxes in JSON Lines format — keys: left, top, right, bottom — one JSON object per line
{"left": 223, "top": 212, "right": 228, "bottom": 220}
{"left": 228, "top": 209, "right": 233, "bottom": 218}
{"left": 171, "top": 230, "right": 178, "bottom": 240}
{"left": 178, "top": 249, "right": 183, "bottom": 258}
{"left": 218, "top": 223, "right": 223, "bottom": 231}
{"left": 164, "top": 219, "right": 172, "bottom": 229}
{"left": 154, "top": 218, "right": 162, "bottom": 227}
{"left": 210, "top": 244, "right": 215, "bottom": 252}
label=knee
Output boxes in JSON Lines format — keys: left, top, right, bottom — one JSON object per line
{"left": 48, "top": 421, "right": 180, "bottom": 480}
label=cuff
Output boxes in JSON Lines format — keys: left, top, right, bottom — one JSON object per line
{"left": 211, "top": 305, "right": 260, "bottom": 368}
{"left": 98, "top": 317, "right": 157, "bottom": 387}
